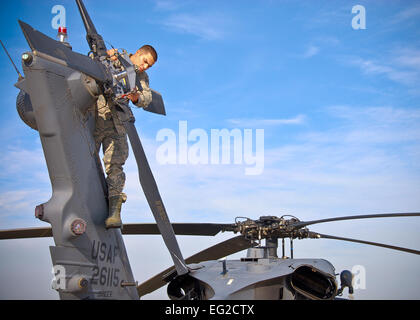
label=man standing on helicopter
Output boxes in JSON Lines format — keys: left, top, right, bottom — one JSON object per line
{"left": 94, "top": 45, "right": 157, "bottom": 229}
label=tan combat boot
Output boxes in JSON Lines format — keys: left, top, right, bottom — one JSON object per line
{"left": 105, "top": 195, "right": 125, "bottom": 229}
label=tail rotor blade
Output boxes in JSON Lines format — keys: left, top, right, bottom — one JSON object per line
{"left": 124, "top": 119, "right": 188, "bottom": 276}
{"left": 75, "top": 0, "right": 98, "bottom": 35}
{"left": 75, "top": 0, "right": 107, "bottom": 57}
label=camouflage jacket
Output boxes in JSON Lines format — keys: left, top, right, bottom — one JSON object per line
{"left": 96, "top": 52, "right": 152, "bottom": 135}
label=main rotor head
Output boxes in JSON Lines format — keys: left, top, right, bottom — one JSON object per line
{"left": 228, "top": 215, "right": 310, "bottom": 242}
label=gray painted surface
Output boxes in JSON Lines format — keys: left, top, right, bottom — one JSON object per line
{"left": 17, "top": 52, "right": 138, "bottom": 299}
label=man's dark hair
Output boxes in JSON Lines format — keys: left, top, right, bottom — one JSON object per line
{"left": 138, "top": 45, "right": 158, "bottom": 62}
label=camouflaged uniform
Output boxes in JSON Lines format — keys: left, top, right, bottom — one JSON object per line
{"left": 94, "top": 68, "right": 152, "bottom": 199}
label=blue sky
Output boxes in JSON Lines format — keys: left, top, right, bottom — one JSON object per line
{"left": 0, "top": 0, "right": 420, "bottom": 299}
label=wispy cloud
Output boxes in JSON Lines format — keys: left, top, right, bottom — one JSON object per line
{"left": 0, "top": 189, "right": 50, "bottom": 226}
{"left": 227, "top": 115, "right": 306, "bottom": 128}
{"left": 300, "top": 105, "right": 420, "bottom": 147}
{"left": 154, "top": 0, "right": 191, "bottom": 11}
{"left": 394, "top": 48, "right": 420, "bottom": 71}
{"left": 344, "top": 50, "right": 420, "bottom": 87}
{"left": 315, "top": 36, "right": 340, "bottom": 46}
{"left": 0, "top": 147, "right": 45, "bottom": 175}
{"left": 392, "top": 4, "right": 420, "bottom": 24}
{"left": 160, "top": 13, "right": 230, "bottom": 40}
{"left": 0, "top": 145, "right": 51, "bottom": 227}
{"left": 327, "top": 105, "right": 420, "bottom": 124}
{"left": 302, "top": 45, "right": 320, "bottom": 58}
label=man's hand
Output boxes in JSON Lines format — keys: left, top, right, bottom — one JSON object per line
{"left": 107, "top": 48, "right": 118, "bottom": 61}
{"left": 126, "top": 91, "right": 140, "bottom": 104}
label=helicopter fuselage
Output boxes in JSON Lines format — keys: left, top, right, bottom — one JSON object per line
{"left": 167, "top": 245, "right": 338, "bottom": 300}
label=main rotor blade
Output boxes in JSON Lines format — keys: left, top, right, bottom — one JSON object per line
{"left": 0, "top": 227, "right": 52, "bottom": 240}
{"left": 124, "top": 119, "right": 188, "bottom": 276}
{"left": 123, "top": 223, "right": 234, "bottom": 236}
{"left": 0, "top": 222, "right": 235, "bottom": 240}
{"left": 308, "top": 231, "right": 420, "bottom": 255}
{"left": 292, "top": 212, "right": 420, "bottom": 229}
{"left": 137, "top": 235, "right": 256, "bottom": 297}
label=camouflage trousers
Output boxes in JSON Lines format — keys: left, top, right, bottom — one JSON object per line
{"left": 94, "top": 114, "right": 129, "bottom": 198}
